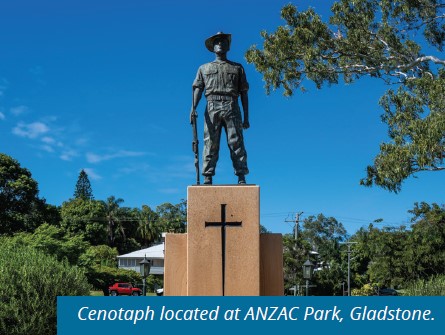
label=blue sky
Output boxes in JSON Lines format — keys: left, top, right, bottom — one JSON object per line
{"left": 1, "top": 0, "right": 444, "bottom": 235}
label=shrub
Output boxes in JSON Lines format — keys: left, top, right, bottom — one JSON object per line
{"left": 0, "top": 240, "right": 91, "bottom": 335}
{"left": 351, "top": 283, "right": 376, "bottom": 296}
{"left": 403, "top": 275, "right": 445, "bottom": 296}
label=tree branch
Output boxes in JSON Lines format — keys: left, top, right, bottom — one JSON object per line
{"left": 399, "top": 55, "right": 445, "bottom": 71}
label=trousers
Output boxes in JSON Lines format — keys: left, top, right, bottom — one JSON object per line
{"left": 202, "top": 99, "right": 249, "bottom": 176}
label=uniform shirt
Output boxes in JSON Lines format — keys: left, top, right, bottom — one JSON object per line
{"left": 193, "top": 60, "right": 249, "bottom": 97}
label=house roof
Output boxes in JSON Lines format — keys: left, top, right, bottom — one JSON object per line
{"left": 117, "top": 243, "right": 164, "bottom": 259}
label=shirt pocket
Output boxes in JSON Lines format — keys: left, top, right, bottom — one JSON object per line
{"left": 226, "top": 69, "right": 239, "bottom": 91}
{"left": 203, "top": 68, "right": 218, "bottom": 91}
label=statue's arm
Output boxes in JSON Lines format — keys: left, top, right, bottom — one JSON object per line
{"left": 240, "top": 91, "right": 249, "bottom": 129}
{"left": 190, "top": 87, "right": 203, "bottom": 124}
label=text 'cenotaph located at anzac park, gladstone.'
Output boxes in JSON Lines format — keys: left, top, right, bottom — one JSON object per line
{"left": 163, "top": 32, "right": 284, "bottom": 296}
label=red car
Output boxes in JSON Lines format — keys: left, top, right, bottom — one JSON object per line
{"left": 108, "top": 283, "right": 142, "bottom": 296}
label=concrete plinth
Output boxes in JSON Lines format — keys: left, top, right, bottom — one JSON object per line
{"left": 188, "top": 185, "right": 260, "bottom": 296}
{"left": 164, "top": 185, "right": 283, "bottom": 296}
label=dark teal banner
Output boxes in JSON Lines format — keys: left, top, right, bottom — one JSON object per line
{"left": 58, "top": 297, "right": 445, "bottom": 335}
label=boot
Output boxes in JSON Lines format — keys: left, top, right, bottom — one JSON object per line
{"left": 238, "top": 174, "right": 246, "bottom": 184}
{"left": 204, "top": 176, "right": 212, "bottom": 185}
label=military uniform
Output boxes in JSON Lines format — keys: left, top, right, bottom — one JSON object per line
{"left": 193, "top": 59, "right": 249, "bottom": 178}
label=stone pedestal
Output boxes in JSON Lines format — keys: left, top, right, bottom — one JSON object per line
{"left": 164, "top": 185, "right": 283, "bottom": 296}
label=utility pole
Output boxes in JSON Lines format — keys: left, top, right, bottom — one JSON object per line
{"left": 340, "top": 241, "right": 357, "bottom": 296}
{"left": 285, "top": 211, "right": 303, "bottom": 240}
{"left": 285, "top": 211, "right": 303, "bottom": 296}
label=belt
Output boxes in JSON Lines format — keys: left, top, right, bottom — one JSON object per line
{"left": 207, "top": 95, "right": 236, "bottom": 101}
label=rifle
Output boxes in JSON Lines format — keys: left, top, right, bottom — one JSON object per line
{"left": 191, "top": 108, "right": 200, "bottom": 185}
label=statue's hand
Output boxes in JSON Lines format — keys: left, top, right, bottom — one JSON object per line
{"left": 190, "top": 109, "right": 197, "bottom": 125}
{"left": 243, "top": 120, "right": 250, "bottom": 129}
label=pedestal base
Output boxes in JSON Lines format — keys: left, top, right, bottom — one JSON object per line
{"left": 164, "top": 185, "right": 283, "bottom": 296}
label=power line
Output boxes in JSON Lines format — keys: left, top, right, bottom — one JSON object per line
{"left": 285, "top": 211, "right": 303, "bottom": 239}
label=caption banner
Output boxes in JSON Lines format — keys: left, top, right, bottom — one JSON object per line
{"left": 58, "top": 296, "right": 445, "bottom": 335}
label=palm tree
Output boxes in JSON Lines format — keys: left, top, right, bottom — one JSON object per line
{"left": 136, "top": 205, "right": 161, "bottom": 247}
{"left": 103, "top": 196, "right": 125, "bottom": 247}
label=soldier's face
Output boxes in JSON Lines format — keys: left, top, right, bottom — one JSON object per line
{"left": 213, "top": 38, "right": 229, "bottom": 54}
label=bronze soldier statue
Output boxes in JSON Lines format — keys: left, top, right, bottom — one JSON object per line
{"left": 190, "top": 32, "right": 250, "bottom": 185}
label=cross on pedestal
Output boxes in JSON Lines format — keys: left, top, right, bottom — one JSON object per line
{"left": 205, "top": 204, "right": 242, "bottom": 296}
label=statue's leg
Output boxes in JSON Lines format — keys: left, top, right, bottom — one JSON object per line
{"left": 224, "top": 101, "right": 249, "bottom": 176}
{"left": 203, "top": 101, "right": 223, "bottom": 177}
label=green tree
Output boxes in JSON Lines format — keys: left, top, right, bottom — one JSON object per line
{"left": 367, "top": 225, "right": 410, "bottom": 288}
{"left": 349, "top": 225, "right": 374, "bottom": 287}
{"left": 79, "top": 244, "right": 119, "bottom": 268}
{"left": 301, "top": 214, "right": 347, "bottom": 261}
{"left": 74, "top": 169, "right": 94, "bottom": 200}
{"left": 0, "top": 153, "right": 51, "bottom": 234}
{"left": 136, "top": 205, "right": 161, "bottom": 247}
{"left": 361, "top": 72, "right": 445, "bottom": 192}
{"left": 0, "top": 240, "right": 90, "bottom": 335}
{"left": 282, "top": 233, "right": 311, "bottom": 295}
{"left": 79, "top": 244, "right": 141, "bottom": 295}
{"left": 407, "top": 202, "right": 445, "bottom": 277}
{"left": 103, "top": 195, "right": 125, "bottom": 247}
{"left": 350, "top": 223, "right": 410, "bottom": 288}
{"left": 351, "top": 203, "right": 445, "bottom": 290}
{"left": 282, "top": 214, "right": 348, "bottom": 295}
{"left": 156, "top": 200, "right": 187, "bottom": 233}
{"left": 300, "top": 214, "right": 348, "bottom": 295}
{"left": 60, "top": 198, "right": 108, "bottom": 245}
{"left": 12, "top": 223, "right": 89, "bottom": 265}
{"left": 246, "top": 0, "right": 445, "bottom": 192}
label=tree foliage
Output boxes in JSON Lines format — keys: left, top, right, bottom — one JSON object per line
{"left": 0, "top": 153, "right": 54, "bottom": 234}
{"left": 78, "top": 244, "right": 141, "bottom": 295}
{"left": 156, "top": 200, "right": 187, "bottom": 233}
{"left": 74, "top": 169, "right": 94, "bottom": 200}
{"left": 12, "top": 223, "right": 89, "bottom": 265}
{"left": 283, "top": 213, "right": 348, "bottom": 295}
{"left": 102, "top": 195, "right": 125, "bottom": 247}
{"left": 60, "top": 198, "right": 108, "bottom": 245}
{"left": 0, "top": 241, "right": 90, "bottom": 335}
{"left": 301, "top": 214, "right": 348, "bottom": 295}
{"left": 361, "top": 71, "right": 445, "bottom": 192}
{"left": 136, "top": 205, "right": 161, "bottom": 247}
{"left": 283, "top": 233, "right": 311, "bottom": 294}
{"left": 246, "top": 0, "right": 445, "bottom": 192}
{"left": 349, "top": 202, "right": 445, "bottom": 290}
{"left": 407, "top": 202, "right": 445, "bottom": 277}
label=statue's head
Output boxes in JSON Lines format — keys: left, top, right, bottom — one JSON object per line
{"left": 205, "top": 32, "right": 231, "bottom": 53}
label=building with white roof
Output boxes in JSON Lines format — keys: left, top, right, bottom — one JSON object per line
{"left": 117, "top": 243, "right": 165, "bottom": 275}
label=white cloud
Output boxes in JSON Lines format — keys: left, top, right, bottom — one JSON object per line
{"left": 12, "top": 121, "right": 49, "bottom": 139}
{"left": 41, "top": 136, "right": 56, "bottom": 144}
{"left": 41, "top": 144, "right": 54, "bottom": 153}
{"left": 85, "top": 153, "right": 102, "bottom": 163}
{"left": 0, "top": 112, "right": 5, "bottom": 120}
{"left": 10, "top": 105, "right": 29, "bottom": 116}
{"left": 39, "top": 137, "right": 64, "bottom": 153}
{"left": 75, "top": 137, "right": 89, "bottom": 146}
{"left": 83, "top": 168, "right": 102, "bottom": 180}
{"left": 41, "top": 136, "right": 62, "bottom": 146}
{"left": 86, "top": 150, "right": 146, "bottom": 163}
{"left": 60, "top": 149, "right": 78, "bottom": 161}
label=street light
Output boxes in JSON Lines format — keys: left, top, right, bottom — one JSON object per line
{"left": 302, "top": 259, "right": 314, "bottom": 296}
{"left": 139, "top": 255, "right": 151, "bottom": 296}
